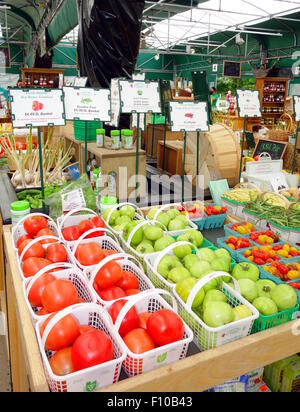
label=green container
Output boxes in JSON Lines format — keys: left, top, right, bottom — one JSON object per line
{"left": 252, "top": 304, "right": 299, "bottom": 334}
{"left": 73, "top": 120, "right": 101, "bottom": 142}
{"left": 151, "top": 114, "right": 165, "bottom": 125}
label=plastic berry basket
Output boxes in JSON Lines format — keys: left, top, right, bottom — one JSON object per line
{"left": 190, "top": 216, "right": 206, "bottom": 231}
{"left": 35, "top": 304, "right": 126, "bottom": 392}
{"left": 23, "top": 263, "right": 97, "bottom": 324}
{"left": 243, "top": 208, "right": 269, "bottom": 231}
{"left": 106, "top": 289, "right": 193, "bottom": 377}
{"left": 173, "top": 272, "right": 259, "bottom": 351}
{"left": 84, "top": 253, "right": 155, "bottom": 306}
{"left": 216, "top": 237, "right": 255, "bottom": 261}
{"left": 12, "top": 213, "right": 60, "bottom": 252}
{"left": 203, "top": 205, "right": 227, "bottom": 230}
{"left": 251, "top": 304, "right": 299, "bottom": 334}
{"left": 182, "top": 201, "right": 207, "bottom": 231}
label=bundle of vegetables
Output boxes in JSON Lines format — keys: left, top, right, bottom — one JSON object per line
{"left": 245, "top": 198, "right": 286, "bottom": 222}
{"left": 2, "top": 127, "right": 77, "bottom": 189}
{"left": 17, "top": 184, "right": 66, "bottom": 210}
{"left": 222, "top": 187, "right": 259, "bottom": 203}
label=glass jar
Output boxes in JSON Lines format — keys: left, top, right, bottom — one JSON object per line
{"left": 96, "top": 129, "right": 105, "bottom": 148}
{"left": 124, "top": 130, "right": 134, "bottom": 150}
{"left": 121, "top": 129, "right": 127, "bottom": 148}
{"left": 111, "top": 130, "right": 120, "bottom": 150}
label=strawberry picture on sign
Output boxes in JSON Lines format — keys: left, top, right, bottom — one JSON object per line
{"left": 185, "top": 113, "right": 194, "bottom": 119}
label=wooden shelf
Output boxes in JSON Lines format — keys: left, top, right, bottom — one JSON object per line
{"left": 2, "top": 223, "right": 300, "bottom": 392}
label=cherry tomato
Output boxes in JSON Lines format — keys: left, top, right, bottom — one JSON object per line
{"left": 126, "top": 289, "right": 141, "bottom": 296}
{"left": 98, "top": 286, "right": 126, "bottom": 302}
{"left": 22, "top": 257, "right": 52, "bottom": 278}
{"left": 50, "top": 347, "right": 76, "bottom": 377}
{"left": 36, "top": 228, "right": 56, "bottom": 244}
{"left": 16, "top": 234, "right": 33, "bottom": 249}
{"left": 18, "top": 239, "right": 45, "bottom": 260}
{"left": 46, "top": 243, "right": 68, "bottom": 264}
{"left": 138, "top": 312, "right": 152, "bottom": 330}
{"left": 108, "top": 300, "right": 139, "bottom": 337}
{"left": 61, "top": 226, "right": 81, "bottom": 241}
{"left": 146, "top": 309, "right": 184, "bottom": 347}
{"left": 40, "top": 314, "right": 80, "bottom": 351}
{"left": 78, "top": 220, "right": 94, "bottom": 235}
{"left": 71, "top": 330, "right": 114, "bottom": 371}
{"left": 24, "top": 216, "right": 48, "bottom": 237}
{"left": 116, "top": 271, "right": 139, "bottom": 291}
{"left": 41, "top": 279, "right": 78, "bottom": 313}
{"left": 75, "top": 243, "right": 105, "bottom": 266}
{"left": 123, "top": 328, "right": 155, "bottom": 354}
{"left": 94, "top": 261, "right": 123, "bottom": 290}
{"left": 27, "top": 273, "right": 56, "bottom": 307}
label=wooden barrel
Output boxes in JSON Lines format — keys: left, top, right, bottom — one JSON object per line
{"left": 185, "top": 124, "right": 241, "bottom": 189}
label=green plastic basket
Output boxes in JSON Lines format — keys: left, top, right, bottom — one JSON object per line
{"left": 252, "top": 304, "right": 299, "bottom": 333}
{"left": 73, "top": 120, "right": 102, "bottom": 142}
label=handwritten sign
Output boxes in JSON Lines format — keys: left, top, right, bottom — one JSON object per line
{"left": 169, "top": 101, "right": 209, "bottom": 132}
{"left": 236, "top": 89, "right": 261, "bottom": 118}
{"left": 119, "top": 80, "right": 161, "bottom": 114}
{"left": 293, "top": 95, "right": 300, "bottom": 122}
{"left": 63, "top": 87, "right": 111, "bottom": 122}
{"left": 253, "top": 139, "right": 288, "bottom": 160}
{"left": 9, "top": 88, "right": 65, "bottom": 128}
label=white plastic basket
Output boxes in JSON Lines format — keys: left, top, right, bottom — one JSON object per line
{"left": 35, "top": 304, "right": 126, "bottom": 392}
{"left": 12, "top": 213, "right": 59, "bottom": 251}
{"left": 57, "top": 207, "right": 102, "bottom": 247}
{"left": 69, "top": 228, "right": 124, "bottom": 271}
{"left": 146, "top": 203, "right": 198, "bottom": 237}
{"left": 85, "top": 253, "right": 155, "bottom": 306}
{"left": 17, "top": 235, "right": 75, "bottom": 281}
{"left": 145, "top": 241, "right": 200, "bottom": 296}
{"left": 173, "top": 272, "right": 259, "bottom": 351}
{"left": 104, "top": 202, "right": 145, "bottom": 243}
{"left": 121, "top": 220, "right": 168, "bottom": 268}
{"left": 23, "top": 263, "right": 97, "bottom": 324}
{"left": 107, "top": 289, "right": 193, "bottom": 377}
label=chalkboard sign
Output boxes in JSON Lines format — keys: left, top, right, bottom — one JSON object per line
{"left": 0, "top": 47, "right": 10, "bottom": 68}
{"left": 223, "top": 61, "right": 241, "bottom": 78}
{"left": 253, "top": 139, "right": 288, "bottom": 160}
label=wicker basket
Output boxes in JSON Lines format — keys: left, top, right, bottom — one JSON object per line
{"left": 268, "top": 129, "right": 290, "bottom": 142}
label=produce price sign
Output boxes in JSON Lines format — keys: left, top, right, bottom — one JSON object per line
{"left": 236, "top": 89, "right": 261, "bottom": 118}
{"left": 108, "top": 78, "right": 122, "bottom": 127}
{"left": 293, "top": 95, "right": 300, "bottom": 122}
{"left": 63, "top": 87, "right": 111, "bottom": 122}
{"left": 9, "top": 88, "right": 65, "bottom": 128}
{"left": 169, "top": 101, "right": 209, "bottom": 132}
{"left": 119, "top": 80, "right": 161, "bottom": 114}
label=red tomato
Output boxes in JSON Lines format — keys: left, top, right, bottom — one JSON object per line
{"left": 46, "top": 243, "right": 68, "bottom": 264}
{"left": 94, "top": 261, "right": 123, "bottom": 290}
{"left": 108, "top": 300, "right": 139, "bottom": 337}
{"left": 71, "top": 330, "right": 114, "bottom": 371}
{"left": 49, "top": 347, "right": 76, "bottom": 377}
{"left": 126, "top": 289, "right": 141, "bottom": 296}
{"left": 36, "top": 228, "right": 56, "bottom": 244}
{"left": 123, "top": 328, "right": 155, "bottom": 354}
{"left": 75, "top": 243, "right": 105, "bottom": 266}
{"left": 18, "top": 239, "right": 45, "bottom": 260}
{"left": 77, "top": 296, "right": 85, "bottom": 304}
{"left": 40, "top": 314, "right": 80, "bottom": 351}
{"left": 22, "top": 257, "right": 52, "bottom": 278}
{"left": 41, "top": 279, "right": 78, "bottom": 313}
{"left": 138, "top": 312, "right": 152, "bottom": 330}
{"left": 16, "top": 234, "right": 32, "bottom": 249}
{"left": 147, "top": 309, "right": 184, "bottom": 347}
{"left": 37, "top": 307, "right": 48, "bottom": 316}
{"left": 98, "top": 286, "right": 126, "bottom": 302}
{"left": 103, "top": 250, "right": 118, "bottom": 258}
{"left": 88, "top": 216, "right": 106, "bottom": 237}
{"left": 79, "top": 325, "right": 95, "bottom": 335}
{"left": 61, "top": 226, "right": 81, "bottom": 241}
{"left": 78, "top": 220, "right": 94, "bottom": 235}
{"left": 24, "top": 216, "right": 48, "bottom": 237}
{"left": 27, "top": 273, "right": 56, "bottom": 307}
{"left": 116, "top": 271, "right": 139, "bottom": 291}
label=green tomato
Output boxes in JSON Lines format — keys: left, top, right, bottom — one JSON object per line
{"left": 202, "top": 289, "right": 227, "bottom": 311}
{"left": 238, "top": 279, "right": 258, "bottom": 303}
{"left": 271, "top": 284, "right": 297, "bottom": 311}
{"left": 173, "top": 244, "right": 193, "bottom": 259}
{"left": 175, "top": 277, "right": 205, "bottom": 309}
{"left": 168, "top": 267, "right": 191, "bottom": 283}
{"left": 233, "top": 305, "right": 253, "bottom": 321}
{"left": 232, "top": 262, "right": 260, "bottom": 282}
{"left": 252, "top": 297, "right": 278, "bottom": 316}
{"left": 203, "top": 302, "right": 234, "bottom": 328}
{"left": 257, "top": 279, "right": 276, "bottom": 299}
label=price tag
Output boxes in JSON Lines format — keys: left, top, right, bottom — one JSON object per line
{"left": 169, "top": 101, "right": 209, "bottom": 132}
{"left": 236, "top": 89, "right": 261, "bottom": 118}
{"left": 119, "top": 80, "right": 161, "bottom": 114}
{"left": 61, "top": 189, "right": 86, "bottom": 213}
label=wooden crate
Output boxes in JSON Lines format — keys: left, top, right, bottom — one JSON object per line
{"left": 2, "top": 225, "right": 300, "bottom": 392}
{"left": 157, "top": 140, "right": 184, "bottom": 175}
{"left": 85, "top": 143, "right": 147, "bottom": 200}
{"left": 146, "top": 125, "right": 184, "bottom": 158}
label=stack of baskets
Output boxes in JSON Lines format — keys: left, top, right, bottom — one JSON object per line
{"left": 73, "top": 120, "right": 102, "bottom": 142}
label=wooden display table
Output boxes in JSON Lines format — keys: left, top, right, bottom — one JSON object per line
{"left": 85, "top": 144, "right": 147, "bottom": 200}
{"left": 157, "top": 140, "right": 184, "bottom": 175}
{"left": 215, "top": 114, "right": 261, "bottom": 132}
{"left": 2, "top": 224, "right": 300, "bottom": 392}
{"left": 146, "top": 124, "right": 184, "bottom": 158}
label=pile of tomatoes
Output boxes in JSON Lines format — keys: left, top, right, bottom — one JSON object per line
{"left": 263, "top": 261, "right": 300, "bottom": 281}
{"left": 40, "top": 313, "right": 115, "bottom": 376}
{"left": 249, "top": 230, "right": 279, "bottom": 245}
{"left": 108, "top": 301, "right": 184, "bottom": 355}
{"left": 61, "top": 216, "right": 105, "bottom": 242}
{"left": 204, "top": 205, "right": 227, "bottom": 216}
{"left": 243, "top": 244, "right": 300, "bottom": 266}
{"left": 225, "top": 236, "right": 252, "bottom": 251}
{"left": 228, "top": 222, "right": 256, "bottom": 235}
{"left": 93, "top": 260, "right": 145, "bottom": 301}
{"left": 17, "top": 216, "right": 70, "bottom": 278}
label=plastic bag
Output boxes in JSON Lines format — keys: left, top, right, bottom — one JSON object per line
{"left": 45, "top": 174, "right": 97, "bottom": 220}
